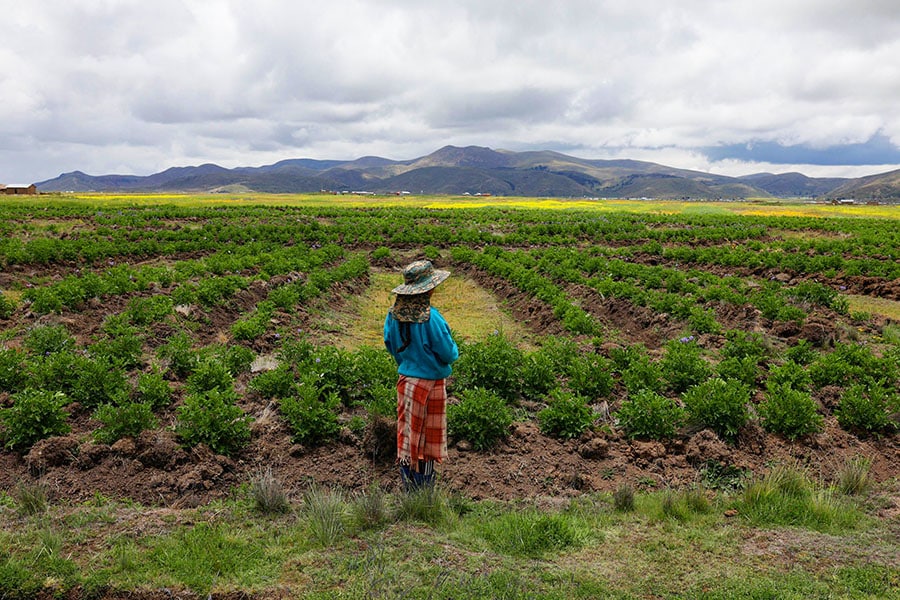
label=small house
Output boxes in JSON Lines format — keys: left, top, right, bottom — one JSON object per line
{"left": 1, "top": 184, "right": 37, "bottom": 195}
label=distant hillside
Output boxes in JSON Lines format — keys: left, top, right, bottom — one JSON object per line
{"left": 824, "top": 168, "right": 900, "bottom": 200}
{"left": 35, "top": 145, "right": 900, "bottom": 200}
{"left": 737, "top": 172, "right": 849, "bottom": 198}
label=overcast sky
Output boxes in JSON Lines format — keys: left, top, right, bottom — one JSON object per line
{"left": 3, "top": 0, "right": 900, "bottom": 184}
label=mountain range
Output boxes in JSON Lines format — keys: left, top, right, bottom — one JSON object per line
{"left": 36, "top": 146, "right": 900, "bottom": 200}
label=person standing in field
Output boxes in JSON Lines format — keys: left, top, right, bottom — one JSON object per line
{"left": 383, "top": 260, "right": 459, "bottom": 491}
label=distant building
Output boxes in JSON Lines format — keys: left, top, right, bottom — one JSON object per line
{"left": 1, "top": 184, "right": 37, "bottom": 195}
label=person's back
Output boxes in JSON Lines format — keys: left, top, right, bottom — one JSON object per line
{"left": 383, "top": 260, "right": 458, "bottom": 491}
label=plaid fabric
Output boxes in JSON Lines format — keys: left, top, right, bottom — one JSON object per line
{"left": 397, "top": 375, "right": 448, "bottom": 466}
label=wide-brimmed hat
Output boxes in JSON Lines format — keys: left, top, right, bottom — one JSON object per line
{"left": 391, "top": 260, "right": 450, "bottom": 295}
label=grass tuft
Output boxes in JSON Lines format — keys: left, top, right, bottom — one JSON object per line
{"left": 12, "top": 480, "right": 50, "bottom": 516}
{"left": 835, "top": 456, "right": 873, "bottom": 497}
{"left": 248, "top": 466, "right": 290, "bottom": 514}
{"left": 303, "top": 485, "right": 348, "bottom": 546}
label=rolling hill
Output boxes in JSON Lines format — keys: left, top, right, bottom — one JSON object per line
{"left": 34, "top": 146, "right": 900, "bottom": 200}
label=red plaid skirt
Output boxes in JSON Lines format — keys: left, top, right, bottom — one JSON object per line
{"left": 396, "top": 375, "right": 448, "bottom": 465}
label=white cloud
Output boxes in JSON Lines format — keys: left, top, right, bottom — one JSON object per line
{"left": 1, "top": 0, "right": 899, "bottom": 183}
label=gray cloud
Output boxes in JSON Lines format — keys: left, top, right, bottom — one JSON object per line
{"left": 2, "top": 0, "right": 899, "bottom": 183}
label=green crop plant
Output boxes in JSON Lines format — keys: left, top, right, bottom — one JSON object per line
{"left": 1, "top": 389, "right": 71, "bottom": 450}
{"left": 616, "top": 389, "right": 684, "bottom": 441}
{"left": 537, "top": 389, "right": 594, "bottom": 440}
{"left": 447, "top": 387, "right": 513, "bottom": 451}
{"left": 175, "top": 388, "right": 252, "bottom": 456}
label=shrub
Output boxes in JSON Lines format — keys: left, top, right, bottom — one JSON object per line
{"left": 720, "top": 329, "right": 769, "bottom": 363}
{"left": 537, "top": 390, "right": 594, "bottom": 440}
{"left": 536, "top": 335, "right": 581, "bottom": 375}
{"left": 835, "top": 383, "right": 897, "bottom": 435}
{"left": 136, "top": 369, "right": 173, "bottom": 409}
{"left": 0, "top": 347, "right": 28, "bottom": 393}
{"left": 175, "top": 388, "right": 252, "bottom": 456}
{"left": 280, "top": 382, "right": 341, "bottom": 446}
{"left": 616, "top": 389, "right": 683, "bottom": 440}
{"left": 90, "top": 321, "right": 144, "bottom": 370}
{"left": 185, "top": 358, "right": 234, "bottom": 394}
{"left": 352, "top": 346, "right": 397, "bottom": 402}
{"left": 1, "top": 389, "right": 70, "bottom": 450}
{"left": 766, "top": 361, "right": 812, "bottom": 391}
{"left": 371, "top": 246, "right": 391, "bottom": 260}
{"left": 660, "top": 337, "right": 712, "bottom": 393}
{"left": 716, "top": 355, "right": 759, "bottom": 387}
{"left": 519, "top": 351, "right": 558, "bottom": 400}
{"left": 758, "top": 382, "right": 823, "bottom": 440}
{"left": 157, "top": 331, "right": 199, "bottom": 378}
{"left": 567, "top": 352, "right": 614, "bottom": 399}
{"left": 620, "top": 354, "right": 664, "bottom": 395}
{"left": 0, "top": 292, "right": 15, "bottom": 319}
{"left": 249, "top": 364, "right": 296, "bottom": 399}
{"left": 23, "top": 323, "right": 75, "bottom": 356}
{"left": 452, "top": 334, "right": 524, "bottom": 401}
{"left": 447, "top": 388, "right": 513, "bottom": 450}
{"left": 66, "top": 356, "right": 130, "bottom": 408}
{"left": 682, "top": 378, "right": 750, "bottom": 441}
{"left": 216, "top": 344, "right": 256, "bottom": 376}
{"left": 93, "top": 402, "right": 158, "bottom": 444}
{"left": 125, "top": 295, "right": 173, "bottom": 325}
{"left": 784, "top": 339, "right": 817, "bottom": 365}
{"left": 808, "top": 343, "right": 886, "bottom": 388}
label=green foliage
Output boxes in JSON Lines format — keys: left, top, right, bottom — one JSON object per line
{"left": 452, "top": 333, "right": 525, "bottom": 401}
{"left": 476, "top": 510, "right": 583, "bottom": 557}
{"left": 519, "top": 351, "right": 558, "bottom": 400}
{"left": 23, "top": 323, "right": 75, "bottom": 356}
{"left": 307, "top": 346, "right": 359, "bottom": 406}
{"left": 682, "top": 378, "right": 750, "bottom": 441}
{"left": 136, "top": 369, "right": 173, "bottom": 409}
{"left": 535, "top": 335, "right": 580, "bottom": 375}
{"left": 249, "top": 364, "right": 295, "bottom": 399}
{"left": 736, "top": 466, "right": 866, "bottom": 533}
{"left": 766, "top": 360, "right": 812, "bottom": 391}
{"left": 124, "top": 295, "right": 173, "bottom": 325}
{"left": 566, "top": 351, "right": 614, "bottom": 399}
{"left": 280, "top": 383, "right": 341, "bottom": 446}
{"left": 537, "top": 390, "right": 594, "bottom": 440}
{"left": 783, "top": 339, "right": 818, "bottom": 365}
{"left": 91, "top": 318, "right": 144, "bottom": 369}
{"left": 157, "top": 331, "right": 199, "bottom": 378}
{"left": 616, "top": 389, "right": 684, "bottom": 440}
{"left": 835, "top": 383, "right": 898, "bottom": 435}
{"left": 231, "top": 301, "right": 274, "bottom": 341}
{"left": 93, "top": 402, "right": 158, "bottom": 444}
{"left": 249, "top": 466, "right": 289, "bottom": 514}
{"left": 808, "top": 343, "right": 887, "bottom": 388}
{"left": 26, "top": 351, "right": 81, "bottom": 395}
{"left": 0, "top": 347, "right": 28, "bottom": 393}
{"left": 1, "top": 389, "right": 70, "bottom": 450}
{"left": 351, "top": 346, "right": 397, "bottom": 404}
{"left": 175, "top": 388, "right": 252, "bottom": 456}
{"left": 758, "top": 382, "right": 823, "bottom": 440}
{"left": 0, "top": 292, "right": 15, "bottom": 319}
{"left": 68, "top": 356, "right": 130, "bottom": 408}
{"left": 660, "top": 337, "right": 712, "bottom": 393}
{"left": 620, "top": 353, "right": 664, "bottom": 395}
{"left": 371, "top": 246, "right": 391, "bottom": 260}
{"left": 216, "top": 344, "right": 256, "bottom": 376}
{"left": 720, "top": 329, "right": 769, "bottom": 363}
{"left": 267, "top": 285, "right": 299, "bottom": 310}
{"left": 447, "top": 388, "right": 513, "bottom": 450}
{"left": 185, "top": 357, "right": 234, "bottom": 394}
{"left": 715, "top": 355, "right": 759, "bottom": 387}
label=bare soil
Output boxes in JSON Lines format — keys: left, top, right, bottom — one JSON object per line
{"left": 1, "top": 260, "right": 898, "bottom": 511}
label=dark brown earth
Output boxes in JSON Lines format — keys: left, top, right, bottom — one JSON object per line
{"left": 2, "top": 257, "right": 899, "bottom": 514}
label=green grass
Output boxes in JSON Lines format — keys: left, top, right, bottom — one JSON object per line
{"left": 0, "top": 475, "right": 897, "bottom": 599}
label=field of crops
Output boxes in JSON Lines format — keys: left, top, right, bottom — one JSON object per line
{"left": 1, "top": 194, "right": 899, "bottom": 598}
{"left": 0, "top": 194, "right": 898, "bottom": 501}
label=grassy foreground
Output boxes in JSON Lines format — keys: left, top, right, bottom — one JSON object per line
{"left": 1, "top": 467, "right": 898, "bottom": 599}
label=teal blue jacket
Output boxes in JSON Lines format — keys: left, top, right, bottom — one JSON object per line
{"left": 383, "top": 307, "right": 459, "bottom": 380}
